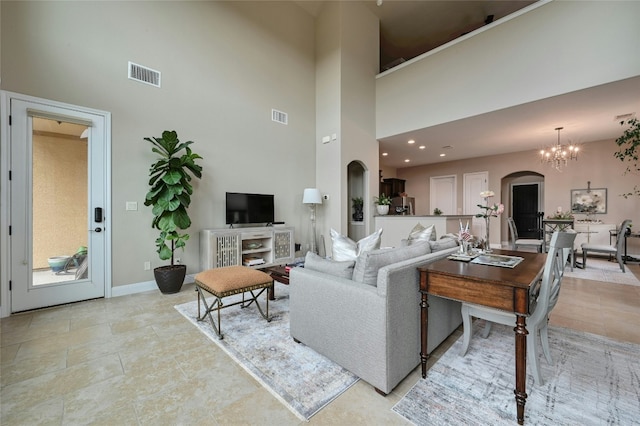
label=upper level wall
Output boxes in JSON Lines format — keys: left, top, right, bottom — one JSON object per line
{"left": 376, "top": 0, "right": 640, "bottom": 139}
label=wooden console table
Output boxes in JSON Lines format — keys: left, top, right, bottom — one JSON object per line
{"left": 419, "top": 249, "right": 546, "bottom": 425}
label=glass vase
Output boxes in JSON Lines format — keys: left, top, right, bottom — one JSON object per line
{"left": 484, "top": 217, "right": 492, "bottom": 253}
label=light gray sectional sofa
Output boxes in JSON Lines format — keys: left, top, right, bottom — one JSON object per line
{"left": 289, "top": 237, "right": 462, "bottom": 395}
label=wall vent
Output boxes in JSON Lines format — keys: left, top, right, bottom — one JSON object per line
{"left": 272, "top": 109, "right": 288, "bottom": 125}
{"left": 128, "top": 61, "right": 161, "bottom": 88}
{"left": 614, "top": 112, "right": 636, "bottom": 122}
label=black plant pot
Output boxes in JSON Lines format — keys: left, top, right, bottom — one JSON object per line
{"left": 153, "top": 264, "right": 187, "bottom": 294}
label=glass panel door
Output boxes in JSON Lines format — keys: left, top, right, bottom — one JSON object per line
{"left": 32, "top": 118, "right": 89, "bottom": 286}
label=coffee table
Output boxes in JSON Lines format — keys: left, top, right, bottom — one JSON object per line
{"left": 264, "top": 265, "right": 289, "bottom": 300}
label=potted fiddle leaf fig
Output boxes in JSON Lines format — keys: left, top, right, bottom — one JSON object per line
{"left": 144, "top": 130, "right": 203, "bottom": 294}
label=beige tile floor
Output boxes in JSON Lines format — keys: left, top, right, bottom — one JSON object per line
{"left": 1, "top": 262, "right": 639, "bottom": 425}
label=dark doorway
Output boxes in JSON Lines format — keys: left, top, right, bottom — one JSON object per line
{"left": 512, "top": 183, "right": 543, "bottom": 239}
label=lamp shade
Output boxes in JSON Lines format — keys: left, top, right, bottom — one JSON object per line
{"left": 303, "top": 188, "right": 322, "bottom": 204}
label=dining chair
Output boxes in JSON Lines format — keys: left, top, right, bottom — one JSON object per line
{"left": 460, "top": 230, "right": 577, "bottom": 385}
{"left": 581, "top": 219, "right": 632, "bottom": 273}
{"left": 507, "top": 217, "right": 544, "bottom": 253}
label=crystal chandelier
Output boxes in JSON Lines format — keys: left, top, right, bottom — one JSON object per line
{"left": 539, "top": 127, "right": 579, "bottom": 171}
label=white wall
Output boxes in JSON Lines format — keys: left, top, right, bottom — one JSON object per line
{"left": 376, "top": 0, "right": 640, "bottom": 138}
{"left": 315, "top": 1, "right": 379, "bottom": 255}
{"left": 1, "top": 1, "right": 317, "bottom": 287}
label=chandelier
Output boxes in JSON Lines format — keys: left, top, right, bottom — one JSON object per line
{"left": 539, "top": 127, "right": 579, "bottom": 171}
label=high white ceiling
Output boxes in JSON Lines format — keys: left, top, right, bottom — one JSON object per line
{"left": 296, "top": 1, "right": 640, "bottom": 169}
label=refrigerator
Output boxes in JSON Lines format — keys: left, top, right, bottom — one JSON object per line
{"left": 391, "top": 196, "right": 415, "bottom": 215}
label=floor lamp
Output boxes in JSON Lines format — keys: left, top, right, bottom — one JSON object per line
{"left": 303, "top": 188, "right": 322, "bottom": 254}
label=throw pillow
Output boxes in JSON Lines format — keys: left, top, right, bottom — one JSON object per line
{"left": 330, "top": 228, "right": 383, "bottom": 261}
{"left": 352, "top": 241, "right": 431, "bottom": 286}
{"left": 429, "top": 236, "right": 459, "bottom": 252}
{"left": 407, "top": 223, "right": 436, "bottom": 245}
{"left": 304, "top": 252, "right": 355, "bottom": 279}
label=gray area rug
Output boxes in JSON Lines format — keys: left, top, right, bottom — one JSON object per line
{"left": 174, "top": 285, "right": 358, "bottom": 421}
{"left": 393, "top": 322, "right": 640, "bottom": 425}
{"left": 565, "top": 257, "right": 640, "bottom": 286}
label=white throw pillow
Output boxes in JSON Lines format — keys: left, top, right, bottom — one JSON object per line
{"left": 407, "top": 223, "right": 436, "bottom": 245}
{"left": 330, "top": 228, "right": 383, "bottom": 261}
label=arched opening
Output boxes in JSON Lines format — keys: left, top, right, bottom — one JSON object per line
{"left": 501, "top": 171, "right": 545, "bottom": 247}
{"left": 348, "top": 161, "right": 367, "bottom": 241}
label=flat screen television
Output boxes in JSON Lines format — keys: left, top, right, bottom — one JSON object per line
{"left": 225, "top": 192, "right": 275, "bottom": 225}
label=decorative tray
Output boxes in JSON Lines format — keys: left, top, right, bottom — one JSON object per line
{"left": 246, "top": 242, "right": 263, "bottom": 250}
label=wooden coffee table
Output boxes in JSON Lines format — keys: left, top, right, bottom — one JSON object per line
{"left": 264, "top": 265, "right": 289, "bottom": 300}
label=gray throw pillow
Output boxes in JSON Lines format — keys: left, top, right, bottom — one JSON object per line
{"left": 304, "top": 252, "right": 355, "bottom": 279}
{"left": 352, "top": 241, "right": 431, "bottom": 286}
{"left": 407, "top": 223, "right": 437, "bottom": 245}
{"left": 429, "top": 237, "right": 458, "bottom": 252}
{"left": 330, "top": 228, "right": 383, "bottom": 261}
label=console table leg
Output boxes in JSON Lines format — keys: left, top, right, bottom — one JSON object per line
{"left": 514, "top": 315, "right": 528, "bottom": 425}
{"left": 420, "top": 293, "right": 429, "bottom": 378}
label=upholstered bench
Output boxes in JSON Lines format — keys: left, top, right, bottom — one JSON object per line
{"left": 194, "top": 266, "right": 273, "bottom": 339}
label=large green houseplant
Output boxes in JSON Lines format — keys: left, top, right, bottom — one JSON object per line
{"left": 144, "top": 130, "right": 203, "bottom": 294}
{"left": 614, "top": 118, "right": 640, "bottom": 198}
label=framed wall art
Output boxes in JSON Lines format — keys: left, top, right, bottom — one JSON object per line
{"left": 570, "top": 188, "right": 607, "bottom": 214}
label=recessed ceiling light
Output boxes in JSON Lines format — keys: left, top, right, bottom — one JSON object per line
{"left": 419, "top": 145, "right": 426, "bottom": 150}
{"left": 440, "top": 153, "right": 446, "bottom": 157}
{"left": 404, "top": 159, "right": 410, "bottom": 162}
{"left": 382, "top": 152, "right": 388, "bottom": 156}
{"left": 408, "top": 139, "right": 415, "bottom": 144}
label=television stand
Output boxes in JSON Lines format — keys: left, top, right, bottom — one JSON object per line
{"left": 200, "top": 226, "right": 295, "bottom": 271}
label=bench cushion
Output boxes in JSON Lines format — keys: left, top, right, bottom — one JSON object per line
{"left": 195, "top": 266, "right": 272, "bottom": 297}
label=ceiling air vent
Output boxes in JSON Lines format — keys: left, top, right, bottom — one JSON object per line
{"left": 128, "top": 61, "right": 161, "bottom": 88}
{"left": 272, "top": 109, "right": 288, "bottom": 125}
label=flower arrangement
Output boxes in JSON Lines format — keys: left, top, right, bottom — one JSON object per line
{"left": 476, "top": 190, "right": 503, "bottom": 253}
{"left": 476, "top": 191, "right": 504, "bottom": 219}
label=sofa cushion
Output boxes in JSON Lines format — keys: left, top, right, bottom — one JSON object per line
{"left": 407, "top": 223, "right": 436, "bottom": 245}
{"left": 304, "top": 252, "right": 355, "bottom": 279}
{"left": 352, "top": 241, "right": 432, "bottom": 286}
{"left": 429, "top": 237, "right": 459, "bottom": 252}
{"left": 330, "top": 228, "right": 383, "bottom": 261}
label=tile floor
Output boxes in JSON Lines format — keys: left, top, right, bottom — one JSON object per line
{"left": 1, "top": 262, "right": 639, "bottom": 425}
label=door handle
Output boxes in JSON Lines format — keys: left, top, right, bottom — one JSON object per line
{"left": 94, "top": 227, "right": 102, "bottom": 233}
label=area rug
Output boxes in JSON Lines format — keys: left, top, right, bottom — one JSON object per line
{"left": 393, "top": 322, "right": 640, "bottom": 425}
{"left": 174, "top": 285, "right": 358, "bottom": 421}
{"left": 565, "top": 257, "right": 640, "bottom": 286}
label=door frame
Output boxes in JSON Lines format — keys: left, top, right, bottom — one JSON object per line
{"left": 0, "top": 91, "right": 112, "bottom": 317}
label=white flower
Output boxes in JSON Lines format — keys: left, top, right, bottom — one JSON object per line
{"left": 480, "top": 190, "right": 495, "bottom": 199}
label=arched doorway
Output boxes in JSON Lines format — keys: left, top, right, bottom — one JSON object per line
{"left": 502, "top": 171, "right": 545, "bottom": 243}
{"left": 348, "top": 161, "right": 367, "bottom": 241}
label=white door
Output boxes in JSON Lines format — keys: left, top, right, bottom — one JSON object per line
{"left": 430, "top": 175, "right": 456, "bottom": 215}
{"left": 8, "top": 95, "right": 110, "bottom": 312}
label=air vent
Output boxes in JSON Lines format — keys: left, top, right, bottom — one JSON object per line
{"left": 272, "top": 109, "right": 288, "bottom": 125}
{"left": 614, "top": 112, "right": 636, "bottom": 122}
{"left": 128, "top": 61, "right": 161, "bottom": 88}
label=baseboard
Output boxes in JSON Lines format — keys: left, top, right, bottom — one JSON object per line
{"left": 111, "top": 274, "right": 196, "bottom": 298}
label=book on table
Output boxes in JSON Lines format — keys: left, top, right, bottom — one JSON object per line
{"left": 243, "top": 256, "right": 265, "bottom": 266}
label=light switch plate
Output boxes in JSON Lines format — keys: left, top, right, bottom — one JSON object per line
{"left": 126, "top": 201, "right": 138, "bottom": 211}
